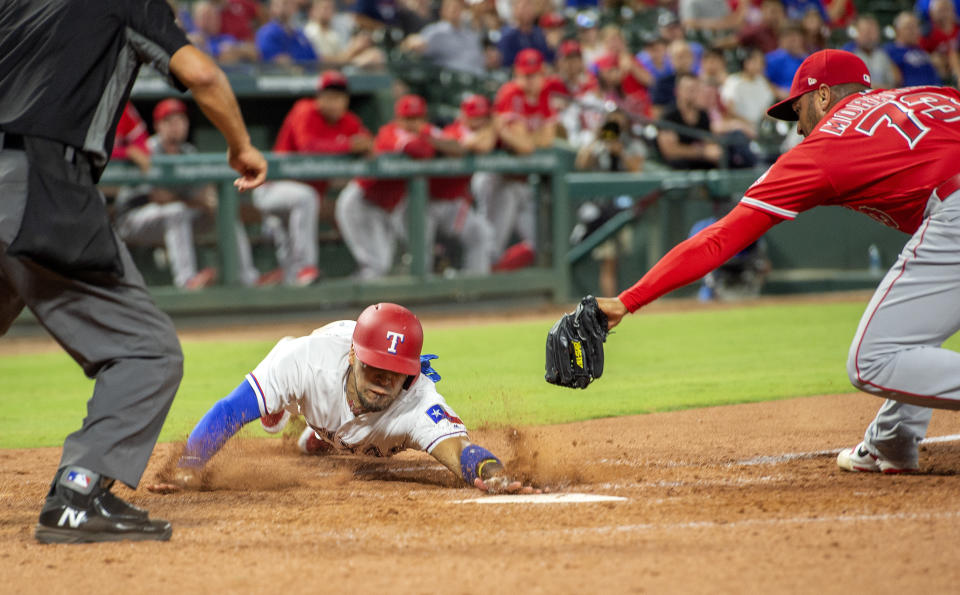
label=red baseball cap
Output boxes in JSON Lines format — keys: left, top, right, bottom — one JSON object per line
{"left": 395, "top": 94, "right": 427, "bottom": 118}
{"left": 558, "top": 39, "right": 581, "bottom": 58}
{"left": 153, "top": 98, "right": 187, "bottom": 124}
{"left": 539, "top": 12, "right": 565, "bottom": 29}
{"left": 317, "top": 70, "right": 348, "bottom": 93}
{"left": 460, "top": 94, "right": 490, "bottom": 118}
{"left": 514, "top": 48, "right": 544, "bottom": 75}
{"left": 594, "top": 53, "right": 620, "bottom": 72}
{"left": 767, "top": 49, "right": 871, "bottom": 121}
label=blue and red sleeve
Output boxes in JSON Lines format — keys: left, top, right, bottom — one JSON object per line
{"left": 179, "top": 380, "right": 263, "bottom": 468}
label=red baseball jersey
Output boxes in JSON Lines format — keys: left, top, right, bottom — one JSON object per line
{"left": 274, "top": 98, "right": 371, "bottom": 195}
{"left": 741, "top": 86, "right": 960, "bottom": 234}
{"left": 428, "top": 120, "right": 473, "bottom": 201}
{"left": 219, "top": 0, "right": 259, "bottom": 41}
{"left": 356, "top": 121, "right": 439, "bottom": 211}
{"left": 540, "top": 74, "right": 599, "bottom": 114}
{"left": 493, "top": 80, "right": 554, "bottom": 131}
{"left": 111, "top": 102, "right": 150, "bottom": 161}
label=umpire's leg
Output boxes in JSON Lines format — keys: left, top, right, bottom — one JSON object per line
{"left": 0, "top": 238, "right": 183, "bottom": 488}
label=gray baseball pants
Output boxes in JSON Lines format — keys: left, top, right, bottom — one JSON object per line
{"left": 0, "top": 146, "right": 183, "bottom": 488}
{"left": 846, "top": 186, "right": 960, "bottom": 466}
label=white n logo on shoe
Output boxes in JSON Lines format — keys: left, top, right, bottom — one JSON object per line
{"left": 57, "top": 507, "right": 87, "bottom": 528}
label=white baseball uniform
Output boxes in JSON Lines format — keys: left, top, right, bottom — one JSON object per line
{"left": 245, "top": 320, "right": 468, "bottom": 456}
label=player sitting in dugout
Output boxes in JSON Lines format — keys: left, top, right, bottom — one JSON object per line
{"left": 148, "top": 303, "right": 537, "bottom": 494}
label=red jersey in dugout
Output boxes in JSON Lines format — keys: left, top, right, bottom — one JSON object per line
{"left": 741, "top": 86, "right": 960, "bottom": 234}
{"left": 274, "top": 98, "right": 371, "bottom": 196}
{"left": 428, "top": 120, "right": 474, "bottom": 201}
{"left": 356, "top": 121, "right": 439, "bottom": 211}
{"left": 493, "top": 80, "right": 555, "bottom": 130}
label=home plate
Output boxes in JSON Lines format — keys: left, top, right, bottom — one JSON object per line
{"left": 455, "top": 493, "right": 627, "bottom": 504}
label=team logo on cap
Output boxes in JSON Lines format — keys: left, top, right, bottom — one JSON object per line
{"left": 385, "top": 331, "right": 405, "bottom": 354}
{"left": 808, "top": 77, "right": 817, "bottom": 86}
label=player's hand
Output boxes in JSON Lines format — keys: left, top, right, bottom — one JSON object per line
{"left": 703, "top": 142, "right": 724, "bottom": 163}
{"left": 144, "top": 466, "right": 202, "bottom": 494}
{"left": 228, "top": 144, "right": 268, "bottom": 192}
{"left": 596, "top": 296, "right": 629, "bottom": 330}
{"left": 473, "top": 475, "right": 542, "bottom": 495}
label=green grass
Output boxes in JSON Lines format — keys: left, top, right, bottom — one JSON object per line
{"left": 3, "top": 300, "right": 937, "bottom": 450}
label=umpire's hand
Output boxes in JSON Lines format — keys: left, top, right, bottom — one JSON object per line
{"left": 229, "top": 144, "right": 267, "bottom": 192}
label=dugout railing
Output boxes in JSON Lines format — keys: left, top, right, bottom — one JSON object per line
{"left": 93, "top": 149, "right": 773, "bottom": 316}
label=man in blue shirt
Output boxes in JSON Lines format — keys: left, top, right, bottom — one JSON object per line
{"left": 884, "top": 11, "right": 941, "bottom": 86}
{"left": 256, "top": 0, "right": 318, "bottom": 64}
{"left": 766, "top": 24, "right": 808, "bottom": 96}
{"left": 498, "top": 0, "right": 553, "bottom": 67}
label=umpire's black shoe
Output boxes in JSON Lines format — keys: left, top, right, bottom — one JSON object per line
{"left": 35, "top": 466, "right": 172, "bottom": 544}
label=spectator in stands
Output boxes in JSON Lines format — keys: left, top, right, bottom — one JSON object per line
{"left": 414, "top": 0, "right": 485, "bottom": 76}
{"left": 884, "top": 11, "right": 942, "bottom": 87}
{"left": 916, "top": 0, "right": 960, "bottom": 25}
{"left": 427, "top": 95, "right": 497, "bottom": 275}
{"left": 217, "top": 0, "right": 265, "bottom": 42}
{"left": 843, "top": 14, "right": 900, "bottom": 89}
{"left": 718, "top": 0, "right": 786, "bottom": 54}
{"left": 823, "top": 0, "right": 855, "bottom": 29}
{"left": 572, "top": 109, "right": 643, "bottom": 297}
{"left": 112, "top": 102, "right": 151, "bottom": 173}
{"left": 305, "top": 1, "right": 385, "bottom": 67}
{"left": 636, "top": 34, "right": 671, "bottom": 82}
{"left": 473, "top": 49, "right": 556, "bottom": 270}
{"left": 468, "top": 0, "right": 502, "bottom": 35}
{"left": 539, "top": 12, "right": 566, "bottom": 58}
{"left": 720, "top": 48, "right": 775, "bottom": 136}
{"left": 597, "top": 26, "right": 655, "bottom": 90}
{"left": 256, "top": 0, "right": 318, "bottom": 65}
{"left": 498, "top": 0, "right": 553, "bottom": 68}
{"left": 114, "top": 99, "right": 260, "bottom": 290}
{"left": 576, "top": 11, "right": 603, "bottom": 66}
{"left": 801, "top": 6, "right": 829, "bottom": 52}
{"left": 547, "top": 40, "right": 598, "bottom": 102}
{"left": 189, "top": 1, "right": 259, "bottom": 64}
{"left": 656, "top": 11, "right": 704, "bottom": 73}
{"left": 921, "top": 0, "right": 960, "bottom": 84}
{"left": 336, "top": 94, "right": 464, "bottom": 279}
{"left": 781, "top": 0, "right": 827, "bottom": 22}
{"left": 482, "top": 36, "right": 504, "bottom": 72}
{"left": 553, "top": 41, "right": 604, "bottom": 146}
{"left": 679, "top": 0, "right": 745, "bottom": 34}
{"left": 656, "top": 73, "right": 723, "bottom": 170}
{"left": 765, "top": 24, "right": 808, "bottom": 98}
{"left": 652, "top": 39, "right": 697, "bottom": 112}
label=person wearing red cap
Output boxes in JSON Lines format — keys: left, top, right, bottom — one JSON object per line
{"left": 114, "top": 98, "right": 261, "bottom": 290}
{"left": 426, "top": 94, "right": 496, "bottom": 275}
{"left": 147, "top": 303, "right": 539, "bottom": 495}
{"left": 472, "top": 48, "right": 557, "bottom": 269}
{"left": 586, "top": 49, "right": 960, "bottom": 474}
{"left": 335, "top": 94, "right": 465, "bottom": 279}
{"left": 251, "top": 70, "right": 373, "bottom": 287}
{"left": 111, "top": 102, "right": 152, "bottom": 173}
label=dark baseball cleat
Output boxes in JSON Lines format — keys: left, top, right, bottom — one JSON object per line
{"left": 35, "top": 466, "right": 172, "bottom": 544}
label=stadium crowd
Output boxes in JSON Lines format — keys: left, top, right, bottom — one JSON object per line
{"left": 116, "top": 0, "right": 958, "bottom": 288}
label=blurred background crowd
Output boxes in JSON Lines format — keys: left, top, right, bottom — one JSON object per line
{"left": 110, "top": 0, "right": 955, "bottom": 293}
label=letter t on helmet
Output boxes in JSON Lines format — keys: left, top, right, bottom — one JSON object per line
{"left": 353, "top": 303, "right": 424, "bottom": 376}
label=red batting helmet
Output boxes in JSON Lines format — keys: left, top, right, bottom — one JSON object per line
{"left": 353, "top": 303, "right": 423, "bottom": 376}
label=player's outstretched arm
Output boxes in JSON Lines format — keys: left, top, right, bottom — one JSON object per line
{"left": 429, "top": 437, "right": 541, "bottom": 495}
{"left": 145, "top": 380, "right": 263, "bottom": 493}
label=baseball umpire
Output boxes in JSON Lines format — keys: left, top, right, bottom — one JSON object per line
{"left": 552, "top": 49, "right": 960, "bottom": 474}
{"left": 0, "top": 0, "right": 267, "bottom": 543}
{"left": 147, "top": 303, "right": 538, "bottom": 495}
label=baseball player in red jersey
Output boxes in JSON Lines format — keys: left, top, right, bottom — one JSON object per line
{"left": 426, "top": 94, "right": 496, "bottom": 274}
{"left": 593, "top": 49, "right": 960, "bottom": 473}
{"left": 335, "top": 94, "right": 464, "bottom": 279}
{"left": 473, "top": 48, "right": 557, "bottom": 268}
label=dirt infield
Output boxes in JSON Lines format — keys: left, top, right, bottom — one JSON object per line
{"left": 3, "top": 393, "right": 960, "bottom": 593}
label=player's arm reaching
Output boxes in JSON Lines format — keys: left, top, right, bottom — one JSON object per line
{"left": 599, "top": 204, "right": 781, "bottom": 328}
{"left": 429, "top": 436, "right": 540, "bottom": 495}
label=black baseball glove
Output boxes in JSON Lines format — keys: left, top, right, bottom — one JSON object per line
{"left": 544, "top": 295, "right": 609, "bottom": 389}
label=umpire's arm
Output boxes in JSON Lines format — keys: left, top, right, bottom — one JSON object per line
{"left": 169, "top": 45, "right": 267, "bottom": 191}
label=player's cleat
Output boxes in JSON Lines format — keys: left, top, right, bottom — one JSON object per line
{"left": 293, "top": 265, "right": 320, "bottom": 287}
{"left": 256, "top": 267, "right": 286, "bottom": 287}
{"left": 260, "top": 409, "right": 290, "bottom": 434}
{"left": 836, "top": 442, "right": 919, "bottom": 474}
{"left": 35, "top": 466, "right": 172, "bottom": 544}
{"left": 298, "top": 427, "right": 334, "bottom": 455}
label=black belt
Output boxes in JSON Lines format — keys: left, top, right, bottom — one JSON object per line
{"left": 0, "top": 132, "right": 25, "bottom": 151}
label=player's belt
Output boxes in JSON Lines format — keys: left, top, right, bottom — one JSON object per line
{"left": 934, "top": 173, "right": 960, "bottom": 202}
